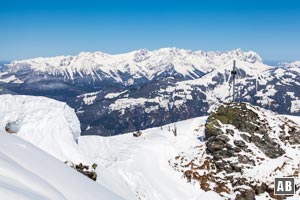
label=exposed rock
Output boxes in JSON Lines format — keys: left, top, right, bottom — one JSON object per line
{"left": 205, "top": 103, "right": 265, "bottom": 137}
{"left": 238, "top": 155, "right": 255, "bottom": 165}
{"left": 226, "top": 129, "right": 234, "bottom": 136}
{"left": 253, "top": 183, "right": 267, "bottom": 195}
{"left": 234, "top": 140, "right": 247, "bottom": 148}
{"left": 5, "top": 122, "right": 18, "bottom": 134}
{"left": 205, "top": 103, "right": 286, "bottom": 159}
{"left": 207, "top": 139, "right": 226, "bottom": 152}
{"left": 235, "top": 188, "right": 255, "bottom": 200}
{"left": 65, "top": 161, "right": 98, "bottom": 181}
{"left": 133, "top": 131, "right": 143, "bottom": 137}
{"left": 171, "top": 102, "right": 300, "bottom": 199}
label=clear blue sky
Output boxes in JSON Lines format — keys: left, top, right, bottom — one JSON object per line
{"left": 0, "top": 0, "right": 299, "bottom": 61}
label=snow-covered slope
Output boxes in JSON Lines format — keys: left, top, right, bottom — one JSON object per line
{"left": 1, "top": 95, "right": 300, "bottom": 199}
{"left": 278, "top": 61, "right": 300, "bottom": 68}
{"left": 79, "top": 117, "right": 223, "bottom": 200}
{"left": 0, "top": 94, "right": 84, "bottom": 163}
{"left": 0, "top": 95, "right": 222, "bottom": 200}
{"left": 4, "top": 48, "right": 265, "bottom": 84}
{"left": 0, "top": 133, "right": 122, "bottom": 200}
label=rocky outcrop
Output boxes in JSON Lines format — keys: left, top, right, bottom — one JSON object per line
{"left": 5, "top": 122, "right": 17, "bottom": 134}
{"left": 171, "top": 102, "right": 300, "bottom": 199}
{"left": 205, "top": 103, "right": 286, "bottom": 162}
{"left": 65, "top": 162, "right": 98, "bottom": 181}
{"left": 133, "top": 131, "right": 143, "bottom": 137}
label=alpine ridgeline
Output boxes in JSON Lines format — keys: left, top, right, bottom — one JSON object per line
{"left": 170, "top": 102, "right": 300, "bottom": 199}
{"left": 0, "top": 48, "right": 300, "bottom": 136}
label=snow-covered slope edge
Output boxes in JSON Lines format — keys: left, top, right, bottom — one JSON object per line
{"left": 0, "top": 133, "right": 123, "bottom": 200}
{"left": 0, "top": 94, "right": 85, "bottom": 163}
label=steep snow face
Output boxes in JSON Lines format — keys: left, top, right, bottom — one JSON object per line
{"left": 0, "top": 133, "right": 123, "bottom": 200}
{"left": 0, "top": 95, "right": 84, "bottom": 163}
{"left": 5, "top": 48, "right": 266, "bottom": 84}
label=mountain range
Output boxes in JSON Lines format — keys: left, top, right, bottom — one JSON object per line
{"left": 0, "top": 48, "right": 299, "bottom": 136}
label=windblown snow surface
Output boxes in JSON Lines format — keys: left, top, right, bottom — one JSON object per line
{"left": 0, "top": 94, "right": 84, "bottom": 163}
{"left": 0, "top": 94, "right": 299, "bottom": 199}
{"left": 0, "top": 134, "right": 123, "bottom": 200}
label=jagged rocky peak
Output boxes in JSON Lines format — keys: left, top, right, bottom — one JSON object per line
{"left": 171, "top": 102, "right": 300, "bottom": 199}
{"left": 133, "top": 48, "right": 151, "bottom": 62}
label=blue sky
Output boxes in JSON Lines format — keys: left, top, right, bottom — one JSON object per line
{"left": 0, "top": 0, "right": 299, "bottom": 61}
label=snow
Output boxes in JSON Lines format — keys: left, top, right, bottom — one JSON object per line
{"left": 103, "top": 58, "right": 274, "bottom": 113}
{"left": 0, "top": 94, "right": 84, "bottom": 163}
{"left": 78, "top": 117, "right": 219, "bottom": 200}
{"left": 78, "top": 91, "right": 100, "bottom": 105}
{"left": 82, "top": 95, "right": 96, "bottom": 105}
{"left": 1, "top": 94, "right": 300, "bottom": 199}
{"left": 105, "top": 90, "right": 128, "bottom": 99}
{"left": 0, "top": 133, "right": 123, "bottom": 200}
{"left": 109, "top": 98, "right": 149, "bottom": 110}
{"left": 283, "top": 115, "right": 300, "bottom": 125}
{"left": 291, "top": 100, "right": 300, "bottom": 113}
{"left": 274, "top": 67, "right": 286, "bottom": 78}
{"left": 279, "top": 61, "right": 300, "bottom": 68}
{"left": 83, "top": 95, "right": 97, "bottom": 105}
{"left": 0, "top": 94, "right": 221, "bottom": 200}
{"left": 6, "top": 48, "right": 266, "bottom": 84}
{"left": 0, "top": 75, "right": 23, "bottom": 83}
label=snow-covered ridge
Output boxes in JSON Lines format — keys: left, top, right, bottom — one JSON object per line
{"left": 6, "top": 48, "right": 264, "bottom": 82}
{"left": 278, "top": 61, "right": 300, "bottom": 68}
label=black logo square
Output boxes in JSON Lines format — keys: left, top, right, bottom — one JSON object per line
{"left": 274, "top": 178, "right": 295, "bottom": 195}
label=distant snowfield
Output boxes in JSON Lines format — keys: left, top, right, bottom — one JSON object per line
{"left": 1, "top": 94, "right": 300, "bottom": 200}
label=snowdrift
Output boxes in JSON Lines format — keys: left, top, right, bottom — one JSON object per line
{"left": 0, "top": 94, "right": 84, "bottom": 163}
{"left": 0, "top": 133, "right": 122, "bottom": 200}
